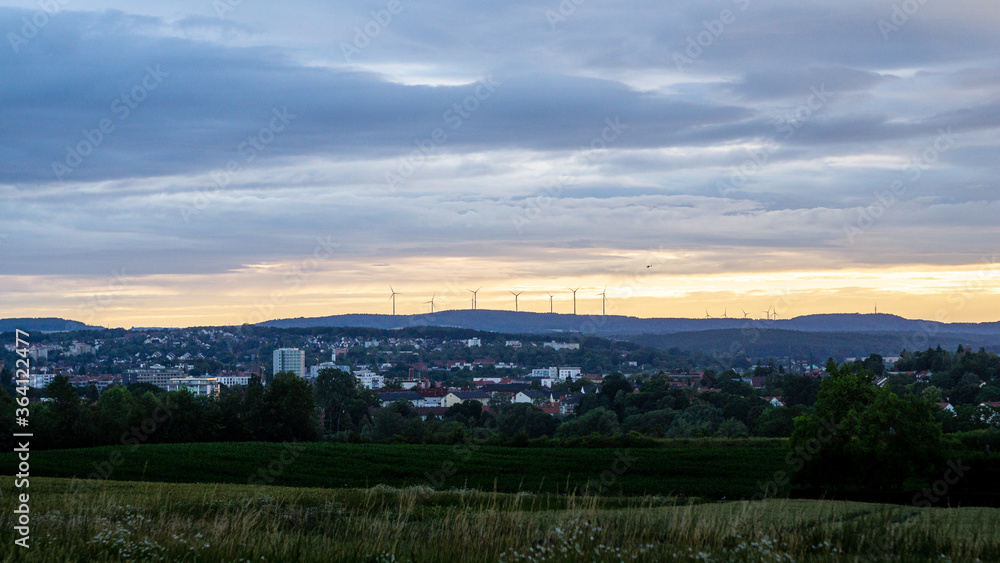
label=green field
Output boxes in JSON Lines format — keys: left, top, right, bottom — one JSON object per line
{"left": 3, "top": 477, "right": 1000, "bottom": 562}
{"left": 2, "top": 440, "right": 788, "bottom": 498}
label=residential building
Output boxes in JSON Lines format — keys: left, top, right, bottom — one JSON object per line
{"left": 216, "top": 372, "right": 252, "bottom": 387}
{"left": 515, "top": 390, "right": 551, "bottom": 404}
{"left": 308, "top": 363, "right": 352, "bottom": 379}
{"left": 544, "top": 341, "right": 580, "bottom": 351}
{"left": 558, "top": 367, "right": 582, "bottom": 380}
{"left": 68, "top": 374, "right": 120, "bottom": 392}
{"left": 376, "top": 391, "right": 423, "bottom": 407}
{"left": 400, "top": 377, "right": 431, "bottom": 390}
{"left": 27, "top": 372, "right": 55, "bottom": 389}
{"left": 479, "top": 383, "right": 530, "bottom": 400}
{"left": 530, "top": 367, "right": 581, "bottom": 381}
{"left": 530, "top": 367, "right": 557, "bottom": 379}
{"left": 66, "top": 342, "right": 95, "bottom": 356}
{"left": 273, "top": 348, "right": 306, "bottom": 377}
{"left": 353, "top": 370, "right": 385, "bottom": 390}
{"left": 28, "top": 345, "right": 60, "bottom": 361}
{"left": 128, "top": 364, "right": 184, "bottom": 388}
{"left": 560, "top": 394, "right": 582, "bottom": 414}
{"left": 415, "top": 388, "right": 449, "bottom": 407}
{"left": 936, "top": 402, "right": 956, "bottom": 413}
{"left": 443, "top": 390, "right": 491, "bottom": 408}
{"left": 465, "top": 338, "right": 481, "bottom": 347}
{"left": 167, "top": 377, "right": 220, "bottom": 397}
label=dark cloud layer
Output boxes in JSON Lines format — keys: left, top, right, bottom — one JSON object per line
{"left": 1, "top": 1, "right": 998, "bottom": 287}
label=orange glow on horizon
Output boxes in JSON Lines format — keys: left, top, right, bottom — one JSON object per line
{"left": 2, "top": 261, "right": 999, "bottom": 328}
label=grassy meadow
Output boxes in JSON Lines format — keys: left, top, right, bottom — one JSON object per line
{"left": 5, "top": 442, "right": 1000, "bottom": 561}
{"left": 3, "top": 477, "right": 1000, "bottom": 562}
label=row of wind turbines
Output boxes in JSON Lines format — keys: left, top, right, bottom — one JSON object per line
{"left": 388, "top": 285, "right": 776, "bottom": 319}
{"left": 704, "top": 306, "right": 781, "bottom": 320}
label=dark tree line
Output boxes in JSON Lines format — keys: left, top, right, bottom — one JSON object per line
{"left": 1, "top": 372, "right": 320, "bottom": 451}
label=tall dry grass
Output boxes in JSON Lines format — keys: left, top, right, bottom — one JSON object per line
{"left": 1, "top": 477, "right": 998, "bottom": 562}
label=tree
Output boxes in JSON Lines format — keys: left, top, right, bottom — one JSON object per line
{"left": 492, "top": 403, "right": 557, "bottom": 439}
{"left": 666, "top": 402, "right": 723, "bottom": 438}
{"left": 95, "top": 386, "right": 136, "bottom": 445}
{"left": 782, "top": 375, "right": 821, "bottom": 407}
{"left": 261, "top": 372, "right": 320, "bottom": 442}
{"left": 920, "top": 386, "right": 943, "bottom": 404}
{"left": 715, "top": 418, "right": 749, "bottom": 438}
{"left": 45, "top": 375, "right": 87, "bottom": 448}
{"left": 622, "top": 409, "right": 677, "bottom": 437}
{"left": 218, "top": 386, "right": 250, "bottom": 441}
{"left": 556, "top": 407, "right": 620, "bottom": 437}
{"left": 83, "top": 384, "right": 100, "bottom": 403}
{"left": 791, "top": 362, "right": 943, "bottom": 491}
{"left": 243, "top": 376, "right": 266, "bottom": 440}
{"left": 861, "top": 354, "right": 885, "bottom": 377}
{"left": 374, "top": 399, "right": 423, "bottom": 441}
{"left": 314, "top": 368, "right": 359, "bottom": 434}
{"left": 444, "top": 400, "right": 485, "bottom": 427}
{"left": 753, "top": 405, "right": 805, "bottom": 437}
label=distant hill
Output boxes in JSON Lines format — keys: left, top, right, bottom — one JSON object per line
{"left": 0, "top": 317, "right": 100, "bottom": 333}
{"left": 628, "top": 329, "right": 1000, "bottom": 360}
{"left": 259, "top": 310, "right": 1000, "bottom": 337}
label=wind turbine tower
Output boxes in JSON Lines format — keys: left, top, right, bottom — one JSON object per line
{"left": 425, "top": 293, "right": 436, "bottom": 313}
{"left": 568, "top": 287, "right": 580, "bottom": 315}
{"left": 510, "top": 291, "right": 522, "bottom": 312}
{"left": 598, "top": 286, "right": 608, "bottom": 316}
{"left": 388, "top": 286, "right": 400, "bottom": 316}
{"left": 547, "top": 293, "right": 554, "bottom": 314}
{"left": 467, "top": 287, "right": 481, "bottom": 310}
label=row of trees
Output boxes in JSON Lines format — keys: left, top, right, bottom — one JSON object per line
{"left": 0, "top": 373, "right": 319, "bottom": 451}
{"left": 5, "top": 359, "right": 995, "bottom": 466}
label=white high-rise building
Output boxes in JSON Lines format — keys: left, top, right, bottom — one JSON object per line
{"left": 273, "top": 348, "right": 305, "bottom": 377}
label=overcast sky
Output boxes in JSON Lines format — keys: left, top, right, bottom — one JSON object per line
{"left": 1, "top": 0, "right": 999, "bottom": 327}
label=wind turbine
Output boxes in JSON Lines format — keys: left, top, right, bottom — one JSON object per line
{"left": 510, "top": 291, "right": 522, "bottom": 312}
{"left": 568, "top": 287, "right": 580, "bottom": 315}
{"left": 598, "top": 286, "right": 608, "bottom": 316}
{"left": 547, "top": 293, "right": 554, "bottom": 314}
{"left": 761, "top": 308, "right": 771, "bottom": 320}
{"left": 742, "top": 308, "right": 749, "bottom": 319}
{"left": 722, "top": 308, "right": 728, "bottom": 319}
{"left": 388, "top": 286, "right": 400, "bottom": 316}
{"left": 424, "top": 293, "right": 436, "bottom": 313}
{"left": 705, "top": 309, "right": 712, "bottom": 319}
{"left": 467, "top": 287, "right": 481, "bottom": 310}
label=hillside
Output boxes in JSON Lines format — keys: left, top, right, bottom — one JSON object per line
{"left": 627, "top": 329, "right": 1000, "bottom": 359}
{"left": 0, "top": 317, "right": 99, "bottom": 333}
{"left": 259, "top": 310, "right": 1000, "bottom": 337}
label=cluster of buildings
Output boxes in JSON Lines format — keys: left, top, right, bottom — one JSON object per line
{"left": 273, "top": 347, "right": 385, "bottom": 389}
{"left": 374, "top": 377, "right": 593, "bottom": 419}
{"left": 17, "top": 362, "right": 259, "bottom": 398}
{"left": 4, "top": 341, "right": 95, "bottom": 361}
